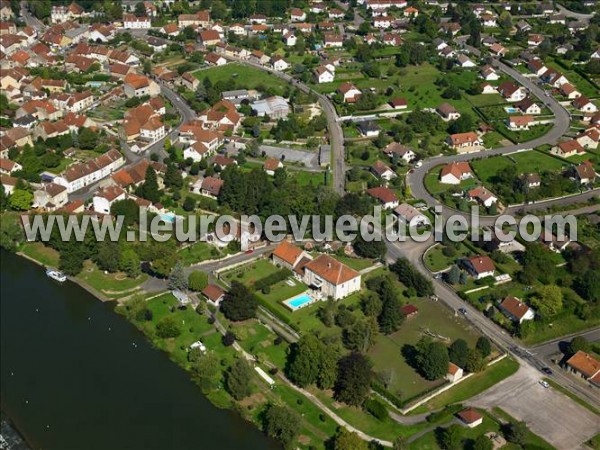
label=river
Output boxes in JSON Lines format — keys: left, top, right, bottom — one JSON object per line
{"left": 0, "top": 251, "right": 280, "bottom": 450}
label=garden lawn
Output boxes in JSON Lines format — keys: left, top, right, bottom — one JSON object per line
{"left": 368, "top": 296, "right": 481, "bottom": 403}
{"left": 222, "top": 259, "right": 280, "bottom": 287}
{"left": 178, "top": 241, "right": 222, "bottom": 265}
{"left": 424, "top": 243, "right": 474, "bottom": 272}
{"left": 194, "top": 63, "right": 290, "bottom": 96}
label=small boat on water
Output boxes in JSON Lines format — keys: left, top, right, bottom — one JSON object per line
{"left": 46, "top": 268, "right": 67, "bottom": 283}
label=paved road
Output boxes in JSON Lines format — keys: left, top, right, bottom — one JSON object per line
{"left": 556, "top": 3, "right": 595, "bottom": 22}
{"left": 21, "top": 2, "right": 45, "bottom": 32}
{"left": 468, "top": 363, "right": 600, "bottom": 450}
{"left": 407, "top": 57, "right": 574, "bottom": 220}
{"left": 531, "top": 327, "right": 600, "bottom": 359}
{"left": 219, "top": 57, "right": 346, "bottom": 195}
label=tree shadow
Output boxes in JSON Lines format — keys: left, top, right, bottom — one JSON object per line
{"left": 401, "top": 344, "right": 420, "bottom": 371}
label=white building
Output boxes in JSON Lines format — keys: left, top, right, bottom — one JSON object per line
{"left": 123, "top": 15, "right": 151, "bottom": 29}
{"left": 303, "top": 254, "right": 361, "bottom": 300}
{"left": 54, "top": 149, "right": 124, "bottom": 193}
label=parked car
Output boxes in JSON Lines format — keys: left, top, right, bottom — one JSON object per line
{"left": 539, "top": 380, "right": 550, "bottom": 389}
{"left": 458, "top": 307, "right": 467, "bottom": 315}
{"left": 541, "top": 367, "right": 553, "bottom": 375}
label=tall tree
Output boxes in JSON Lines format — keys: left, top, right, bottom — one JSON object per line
{"left": 220, "top": 281, "right": 258, "bottom": 321}
{"left": 226, "top": 357, "right": 253, "bottom": 400}
{"left": 168, "top": 262, "right": 188, "bottom": 291}
{"left": 332, "top": 428, "right": 369, "bottom": 450}
{"left": 263, "top": 404, "right": 300, "bottom": 448}
{"left": 448, "top": 339, "right": 469, "bottom": 368}
{"left": 139, "top": 166, "right": 160, "bottom": 203}
{"left": 440, "top": 424, "right": 463, "bottom": 450}
{"left": 334, "top": 352, "right": 373, "bottom": 406}
{"left": 416, "top": 337, "right": 449, "bottom": 381}
{"left": 476, "top": 337, "right": 491, "bottom": 358}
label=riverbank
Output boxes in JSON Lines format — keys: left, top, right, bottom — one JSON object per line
{"left": 1, "top": 251, "right": 280, "bottom": 450}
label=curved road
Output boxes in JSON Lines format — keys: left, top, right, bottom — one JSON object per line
{"left": 407, "top": 57, "right": 578, "bottom": 219}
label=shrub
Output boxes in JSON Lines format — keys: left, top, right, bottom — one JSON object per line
{"left": 253, "top": 269, "right": 292, "bottom": 291}
{"left": 364, "top": 398, "right": 388, "bottom": 421}
{"left": 222, "top": 331, "right": 236, "bottom": 346}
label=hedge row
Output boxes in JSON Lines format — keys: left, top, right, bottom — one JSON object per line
{"left": 254, "top": 268, "right": 292, "bottom": 292}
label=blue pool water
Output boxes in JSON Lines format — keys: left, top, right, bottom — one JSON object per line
{"left": 505, "top": 107, "right": 518, "bottom": 113}
{"left": 285, "top": 294, "right": 313, "bottom": 310}
{"left": 160, "top": 213, "right": 176, "bottom": 223}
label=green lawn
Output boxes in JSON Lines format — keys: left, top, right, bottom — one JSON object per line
{"left": 222, "top": 259, "right": 280, "bottom": 287}
{"left": 587, "top": 433, "right": 600, "bottom": 450}
{"left": 77, "top": 261, "right": 147, "bottom": 298}
{"left": 20, "top": 242, "right": 60, "bottom": 267}
{"left": 194, "top": 63, "right": 290, "bottom": 96}
{"left": 471, "top": 150, "right": 567, "bottom": 185}
{"left": 368, "top": 296, "right": 482, "bottom": 403}
{"left": 178, "top": 241, "right": 222, "bottom": 265}
{"left": 412, "top": 357, "right": 519, "bottom": 413}
{"left": 424, "top": 243, "right": 474, "bottom": 272}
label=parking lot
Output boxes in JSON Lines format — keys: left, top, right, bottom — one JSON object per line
{"left": 469, "top": 363, "right": 600, "bottom": 450}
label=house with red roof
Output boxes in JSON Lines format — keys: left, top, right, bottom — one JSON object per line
{"left": 439, "top": 162, "right": 474, "bottom": 184}
{"left": 462, "top": 255, "right": 495, "bottom": 279}
{"left": 499, "top": 296, "right": 535, "bottom": 324}
{"left": 566, "top": 351, "right": 600, "bottom": 386}
{"left": 367, "top": 186, "right": 399, "bottom": 209}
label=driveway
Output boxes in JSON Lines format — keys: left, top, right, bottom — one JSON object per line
{"left": 468, "top": 364, "right": 600, "bottom": 450}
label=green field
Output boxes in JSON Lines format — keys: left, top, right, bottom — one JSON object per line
{"left": 77, "top": 261, "right": 148, "bottom": 298}
{"left": 20, "top": 242, "right": 60, "bottom": 267}
{"left": 178, "top": 241, "right": 222, "bottom": 266}
{"left": 368, "top": 296, "right": 481, "bottom": 402}
{"left": 194, "top": 63, "right": 290, "bottom": 96}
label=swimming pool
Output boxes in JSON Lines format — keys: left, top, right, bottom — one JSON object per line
{"left": 504, "top": 107, "right": 518, "bottom": 114}
{"left": 283, "top": 293, "right": 314, "bottom": 311}
{"left": 160, "top": 213, "right": 177, "bottom": 224}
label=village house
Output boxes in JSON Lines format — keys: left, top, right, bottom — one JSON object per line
{"left": 468, "top": 186, "right": 498, "bottom": 208}
{"left": 92, "top": 185, "right": 127, "bottom": 214}
{"left": 271, "top": 56, "right": 289, "bottom": 72}
{"left": 440, "top": 161, "right": 474, "bottom": 184}
{"left": 202, "top": 284, "right": 226, "bottom": 307}
{"left": 481, "top": 83, "right": 497, "bottom": 95}
{"left": 553, "top": 139, "right": 586, "bottom": 158}
{"left": 576, "top": 128, "right": 599, "bottom": 150}
{"left": 367, "top": 186, "right": 399, "bottom": 209}
{"left": 337, "top": 82, "right": 362, "bottom": 103}
{"left": 499, "top": 296, "right": 535, "bottom": 324}
{"left": 507, "top": 115, "right": 534, "bottom": 130}
{"left": 394, "top": 203, "right": 431, "bottom": 227}
{"left": 123, "top": 73, "right": 160, "bottom": 98}
{"left": 314, "top": 66, "right": 334, "bottom": 84}
{"left": 446, "top": 362, "right": 463, "bottom": 383}
{"left": 480, "top": 65, "right": 499, "bottom": 81}
{"left": 489, "top": 43, "right": 507, "bottom": 57}
{"left": 572, "top": 96, "right": 598, "bottom": 114}
{"left": 324, "top": 33, "right": 343, "bottom": 48}
{"left": 437, "top": 103, "right": 461, "bottom": 121}
{"left": 371, "top": 160, "right": 396, "bottom": 181}
{"left": 123, "top": 14, "right": 151, "bottom": 29}
{"left": 566, "top": 351, "right": 600, "bottom": 386}
{"left": 178, "top": 10, "right": 210, "bottom": 28}
{"left": 0, "top": 175, "right": 17, "bottom": 195}
{"left": 199, "top": 176, "right": 224, "bottom": 199}
{"left": 498, "top": 81, "right": 526, "bottom": 102}
{"left": 0, "top": 158, "right": 21, "bottom": 175}
{"left": 383, "top": 142, "right": 415, "bottom": 162}
{"left": 457, "top": 409, "right": 483, "bottom": 428}
{"left": 271, "top": 240, "right": 310, "bottom": 271}
{"left": 463, "top": 255, "right": 495, "bottom": 279}
{"left": 573, "top": 161, "right": 596, "bottom": 184}
{"left": 559, "top": 83, "right": 581, "bottom": 100}
{"left": 303, "top": 254, "right": 361, "bottom": 300}
{"left": 54, "top": 149, "right": 124, "bottom": 193}
{"left": 516, "top": 97, "right": 541, "bottom": 115}
{"left": 283, "top": 32, "right": 296, "bottom": 47}
{"left": 446, "top": 132, "right": 482, "bottom": 152}
{"left": 389, "top": 98, "right": 408, "bottom": 110}
{"left": 33, "top": 182, "right": 68, "bottom": 211}
{"left": 199, "top": 30, "right": 221, "bottom": 47}
{"left": 264, "top": 158, "right": 283, "bottom": 176}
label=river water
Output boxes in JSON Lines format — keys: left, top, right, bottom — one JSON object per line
{"left": 0, "top": 251, "right": 279, "bottom": 450}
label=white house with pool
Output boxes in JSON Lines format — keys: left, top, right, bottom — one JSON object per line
{"left": 271, "top": 241, "right": 362, "bottom": 303}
